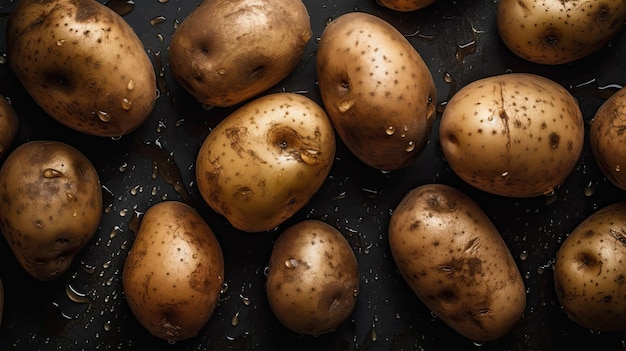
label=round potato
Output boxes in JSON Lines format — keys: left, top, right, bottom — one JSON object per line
{"left": 388, "top": 184, "right": 526, "bottom": 341}
{"left": 195, "top": 93, "right": 335, "bottom": 233}
{"left": 0, "top": 96, "right": 19, "bottom": 160}
{"left": 122, "top": 201, "right": 224, "bottom": 342}
{"left": 6, "top": 0, "right": 157, "bottom": 137}
{"left": 439, "top": 73, "right": 584, "bottom": 197}
{"left": 169, "top": 0, "right": 312, "bottom": 107}
{"left": 266, "top": 220, "right": 359, "bottom": 335}
{"left": 497, "top": 0, "right": 626, "bottom": 65}
{"left": 590, "top": 86, "right": 626, "bottom": 190}
{"left": 377, "top": 0, "right": 437, "bottom": 12}
{"left": 0, "top": 140, "right": 102, "bottom": 281}
{"left": 554, "top": 202, "right": 626, "bottom": 331}
{"left": 316, "top": 12, "right": 436, "bottom": 171}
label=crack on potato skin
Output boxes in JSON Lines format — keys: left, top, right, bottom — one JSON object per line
{"left": 608, "top": 228, "right": 626, "bottom": 247}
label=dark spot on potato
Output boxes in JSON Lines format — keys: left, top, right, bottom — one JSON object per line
{"left": 541, "top": 32, "right": 559, "bottom": 48}
{"left": 437, "top": 287, "right": 459, "bottom": 303}
{"left": 575, "top": 251, "right": 602, "bottom": 275}
{"left": 409, "top": 220, "right": 421, "bottom": 231}
{"left": 549, "top": 132, "right": 560, "bottom": 149}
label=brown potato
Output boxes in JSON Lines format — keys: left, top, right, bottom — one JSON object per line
{"left": 377, "top": 0, "right": 436, "bottom": 12}
{"left": 316, "top": 12, "right": 436, "bottom": 171}
{"left": 439, "top": 73, "right": 584, "bottom": 197}
{"left": 590, "top": 87, "right": 626, "bottom": 190}
{"left": 266, "top": 220, "right": 359, "bottom": 335}
{"left": 122, "top": 201, "right": 224, "bottom": 342}
{"left": 195, "top": 93, "right": 335, "bottom": 233}
{"left": 388, "top": 184, "right": 526, "bottom": 341}
{"left": 169, "top": 0, "right": 312, "bottom": 107}
{"left": 554, "top": 202, "right": 626, "bottom": 332}
{"left": 6, "top": 0, "right": 156, "bottom": 137}
{"left": 0, "top": 140, "right": 102, "bottom": 281}
{"left": 497, "top": 0, "right": 626, "bottom": 65}
{"left": 0, "top": 96, "right": 18, "bottom": 160}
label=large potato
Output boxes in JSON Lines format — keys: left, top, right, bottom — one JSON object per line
{"left": 590, "top": 86, "right": 626, "bottom": 190}
{"left": 497, "top": 0, "right": 626, "bottom": 65}
{"left": 554, "top": 202, "right": 626, "bottom": 331}
{"left": 122, "top": 201, "right": 224, "bottom": 342}
{"left": 388, "top": 184, "right": 526, "bottom": 341}
{"left": 0, "top": 96, "right": 18, "bottom": 160}
{"left": 266, "top": 220, "right": 359, "bottom": 335}
{"left": 6, "top": 0, "right": 156, "bottom": 137}
{"left": 439, "top": 73, "right": 584, "bottom": 197}
{"left": 195, "top": 93, "right": 335, "bottom": 233}
{"left": 169, "top": 0, "right": 312, "bottom": 107}
{"left": 316, "top": 12, "right": 436, "bottom": 171}
{"left": 0, "top": 140, "right": 102, "bottom": 281}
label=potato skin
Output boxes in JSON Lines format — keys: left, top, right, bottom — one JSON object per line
{"left": 316, "top": 12, "right": 436, "bottom": 171}
{"left": 590, "top": 87, "right": 626, "bottom": 190}
{"left": 195, "top": 93, "right": 335, "bottom": 233}
{"left": 122, "top": 201, "right": 224, "bottom": 342}
{"left": 497, "top": 0, "right": 626, "bottom": 65}
{"left": 554, "top": 202, "right": 626, "bottom": 331}
{"left": 377, "top": 0, "right": 436, "bottom": 12}
{"left": 266, "top": 220, "right": 359, "bottom": 335}
{"left": 0, "top": 140, "right": 102, "bottom": 281}
{"left": 388, "top": 184, "right": 526, "bottom": 341}
{"left": 6, "top": 0, "right": 156, "bottom": 137}
{"left": 0, "top": 96, "right": 19, "bottom": 160}
{"left": 169, "top": 0, "right": 312, "bottom": 107}
{"left": 439, "top": 73, "right": 584, "bottom": 197}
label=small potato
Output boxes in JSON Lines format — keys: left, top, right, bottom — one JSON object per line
{"left": 316, "top": 12, "right": 436, "bottom": 171}
{"left": 590, "top": 87, "right": 626, "bottom": 190}
{"left": 497, "top": 0, "right": 626, "bottom": 65}
{"left": 388, "top": 184, "right": 526, "bottom": 341}
{"left": 377, "top": 0, "right": 437, "bottom": 12}
{"left": 195, "top": 93, "right": 335, "bottom": 233}
{"left": 439, "top": 73, "right": 584, "bottom": 197}
{"left": 169, "top": 0, "right": 312, "bottom": 107}
{"left": 6, "top": 0, "right": 156, "bottom": 137}
{"left": 554, "top": 202, "right": 626, "bottom": 332}
{"left": 0, "top": 140, "right": 103, "bottom": 281}
{"left": 266, "top": 220, "right": 359, "bottom": 335}
{"left": 122, "top": 201, "right": 224, "bottom": 342}
{"left": 0, "top": 96, "right": 19, "bottom": 159}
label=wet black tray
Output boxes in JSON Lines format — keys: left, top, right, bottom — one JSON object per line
{"left": 1, "top": 0, "right": 626, "bottom": 350}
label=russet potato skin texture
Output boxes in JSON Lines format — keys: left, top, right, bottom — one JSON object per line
{"left": 169, "top": 0, "right": 312, "bottom": 107}
{"left": 440, "top": 73, "right": 584, "bottom": 197}
{"left": 554, "top": 202, "right": 626, "bottom": 331}
{"left": 0, "top": 141, "right": 103, "bottom": 281}
{"left": 195, "top": 93, "right": 335, "bottom": 233}
{"left": 377, "top": 0, "right": 437, "bottom": 12}
{"left": 0, "top": 96, "right": 19, "bottom": 160}
{"left": 388, "top": 184, "right": 526, "bottom": 341}
{"left": 266, "top": 220, "right": 359, "bottom": 335}
{"left": 316, "top": 12, "right": 436, "bottom": 171}
{"left": 6, "top": 0, "right": 156, "bottom": 137}
{"left": 497, "top": 0, "right": 626, "bottom": 65}
{"left": 122, "top": 201, "right": 225, "bottom": 341}
{"left": 590, "top": 87, "right": 626, "bottom": 190}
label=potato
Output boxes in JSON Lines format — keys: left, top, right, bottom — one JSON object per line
{"left": 122, "top": 201, "right": 224, "bottom": 342}
{"left": 169, "top": 0, "right": 312, "bottom": 107}
{"left": 388, "top": 184, "right": 526, "bottom": 341}
{"left": 0, "top": 96, "right": 19, "bottom": 159}
{"left": 497, "top": 0, "right": 626, "bottom": 65}
{"left": 439, "top": 73, "right": 584, "bottom": 197}
{"left": 377, "top": 0, "right": 437, "bottom": 12}
{"left": 553, "top": 202, "right": 626, "bottom": 331}
{"left": 0, "top": 140, "right": 102, "bottom": 281}
{"left": 6, "top": 0, "right": 156, "bottom": 137}
{"left": 265, "top": 219, "right": 359, "bottom": 335}
{"left": 195, "top": 93, "right": 335, "bottom": 233}
{"left": 316, "top": 12, "right": 436, "bottom": 171}
{"left": 590, "top": 87, "right": 626, "bottom": 190}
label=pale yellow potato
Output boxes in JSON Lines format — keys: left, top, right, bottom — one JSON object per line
{"left": 554, "top": 202, "right": 626, "bottom": 331}
{"left": 6, "top": 0, "right": 156, "bottom": 137}
{"left": 388, "top": 184, "right": 526, "bottom": 341}
{"left": 122, "top": 201, "right": 224, "bottom": 342}
{"left": 169, "top": 0, "right": 311, "bottom": 107}
{"left": 266, "top": 220, "right": 359, "bottom": 335}
{"left": 439, "top": 73, "right": 584, "bottom": 197}
{"left": 377, "top": 0, "right": 437, "bottom": 12}
{"left": 497, "top": 0, "right": 626, "bottom": 65}
{"left": 195, "top": 93, "right": 335, "bottom": 233}
{"left": 316, "top": 12, "right": 436, "bottom": 171}
{"left": 0, "top": 96, "right": 18, "bottom": 159}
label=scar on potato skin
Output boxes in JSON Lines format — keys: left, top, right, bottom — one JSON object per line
{"left": 74, "top": 0, "right": 101, "bottom": 22}
{"left": 608, "top": 228, "right": 626, "bottom": 247}
{"left": 574, "top": 251, "right": 603, "bottom": 275}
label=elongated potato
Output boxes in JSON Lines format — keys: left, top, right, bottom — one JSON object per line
{"left": 388, "top": 184, "right": 526, "bottom": 341}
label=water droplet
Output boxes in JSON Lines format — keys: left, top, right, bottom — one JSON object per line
{"left": 156, "top": 33, "right": 164, "bottom": 44}
{"left": 325, "top": 17, "right": 333, "bottom": 25}
{"left": 231, "top": 311, "right": 240, "bottom": 327}
{"left": 126, "top": 79, "right": 135, "bottom": 91}
{"left": 519, "top": 250, "right": 528, "bottom": 261}
{"left": 43, "top": 168, "right": 63, "bottom": 178}
{"left": 543, "top": 187, "right": 555, "bottom": 196}
{"left": 150, "top": 15, "right": 166, "bottom": 26}
{"left": 118, "top": 162, "right": 128, "bottom": 172}
{"left": 385, "top": 126, "right": 395, "bottom": 135}
{"left": 220, "top": 283, "right": 229, "bottom": 294}
{"left": 218, "top": 68, "right": 226, "bottom": 75}
{"left": 494, "top": 171, "right": 510, "bottom": 184}
{"left": 202, "top": 104, "right": 214, "bottom": 111}
{"left": 119, "top": 208, "right": 128, "bottom": 217}
{"left": 537, "top": 265, "right": 545, "bottom": 275}
{"left": 109, "top": 226, "right": 122, "bottom": 239}
{"left": 263, "top": 266, "right": 270, "bottom": 276}
{"left": 121, "top": 98, "right": 132, "bottom": 110}
{"left": 103, "top": 320, "right": 113, "bottom": 332}
{"left": 97, "top": 110, "right": 111, "bottom": 122}
{"left": 66, "top": 283, "right": 90, "bottom": 304}
{"left": 473, "top": 340, "right": 485, "bottom": 347}
{"left": 353, "top": 288, "right": 359, "bottom": 297}
{"left": 102, "top": 260, "right": 112, "bottom": 269}
{"left": 56, "top": 39, "right": 66, "bottom": 46}
{"left": 584, "top": 181, "right": 597, "bottom": 197}
{"left": 284, "top": 258, "right": 299, "bottom": 269}
{"left": 300, "top": 149, "right": 320, "bottom": 165}
{"left": 443, "top": 72, "right": 453, "bottom": 83}
{"left": 240, "top": 294, "right": 250, "bottom": 306}
{"left": 404, "top": 141, "right": 415, "bottom": 152}
{"left": 616, "top": 165, "right": 621, "bottom": 172}
{"left": 370, "top": 324, "right": 377, "bottom": 342}
{"left": 158, "top": 0, "right": 169, "bottom": 3}
{"left": 0, "top": 55, "right": 6, "bottom": 65}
